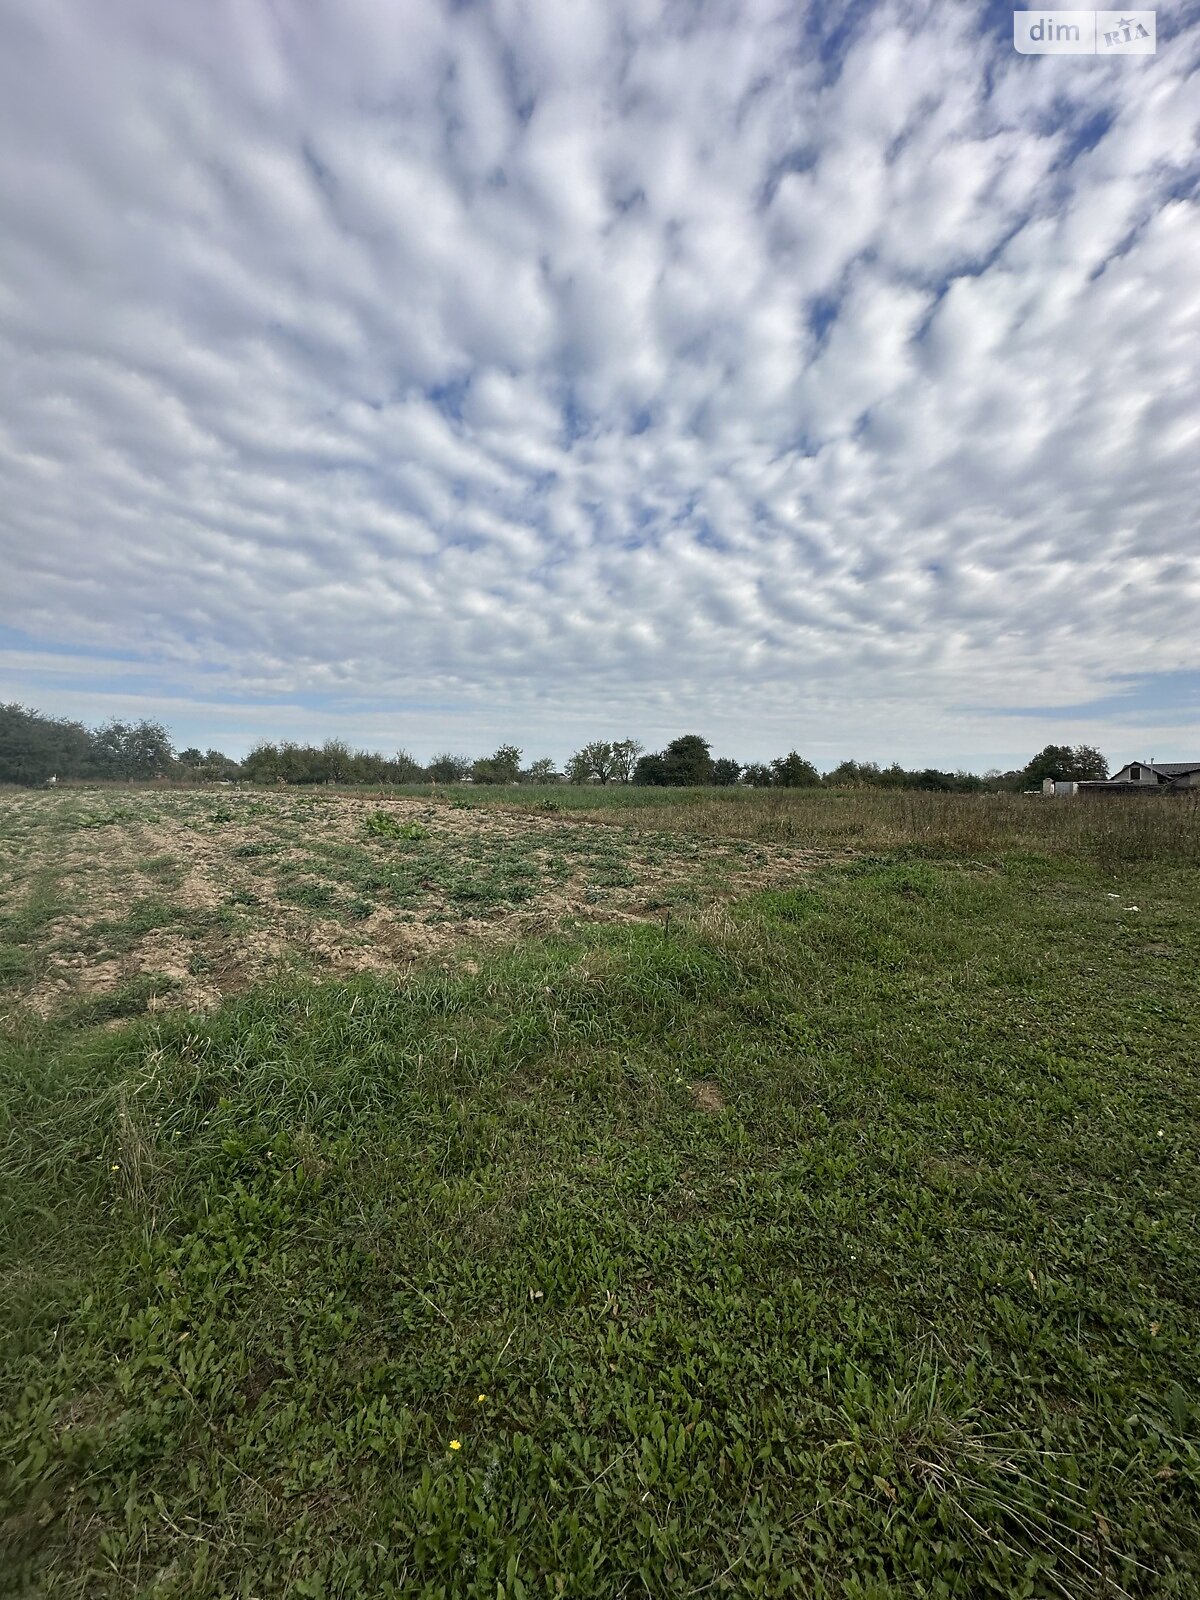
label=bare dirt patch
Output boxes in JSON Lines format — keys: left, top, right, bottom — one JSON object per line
{"left": 0, "top": 788, "right": 827, "bottom": 1022}
{"left": 690, "top": 1080, "right": 726, "bottom": 1114}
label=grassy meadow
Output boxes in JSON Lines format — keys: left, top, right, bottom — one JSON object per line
{"left": 1, "top": 786, "right": 1198, "bottom": 1596}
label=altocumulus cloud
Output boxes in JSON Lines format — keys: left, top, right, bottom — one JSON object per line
{"left": 1, "top": 0, "right": 1198, "bottom": 766}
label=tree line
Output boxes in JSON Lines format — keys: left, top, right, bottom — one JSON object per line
{"left": 0, "top": 704, "right": 178, "bottom": 785}
{"left": 0, "top": 704, "right": 1108, "bottom": 792}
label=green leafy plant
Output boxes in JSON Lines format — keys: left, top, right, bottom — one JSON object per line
{"left": 365, "top": 811, "right": 429, "bottom": 841}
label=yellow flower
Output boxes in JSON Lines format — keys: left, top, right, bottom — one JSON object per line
{"left": 477, "top": 1394, "right": 487, "bottom": 1403}
{"left": 110, "top": 1164, "right": 120, "bottom": 1172}
{"left": 449, "top": 1439, "right": 462, "bottom": 1451}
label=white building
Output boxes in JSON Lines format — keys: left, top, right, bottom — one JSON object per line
{"left": 1107, "top": 760, "right": 1200, "bottom": 790}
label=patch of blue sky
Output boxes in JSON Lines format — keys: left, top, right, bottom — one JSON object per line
{"left": 0, "top": 623, "right": 146, "bottom": 665}
{"left": 560, "top": 388, "right": 590, "bottom": 445}
{"left": 811, "top": 2, "right": 872, "bottom": 83}
{"left": 977, "top": 670, "right": 1200, "bottom": 721}
{"left": 807, "top": 293, "right": 840, "bottom": 344}
{"left": 1054, "top": 107, "right": 1115, "bottom": 166}
{"left": 427, "top": 377, "right": 470, "bottom": 422}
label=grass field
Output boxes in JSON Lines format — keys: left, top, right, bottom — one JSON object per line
{"left": 405, "top": 784, "right": 1200, "bottom": 867}
{"left": 2, "top": 788, "right": 1198, "bottom": 1596}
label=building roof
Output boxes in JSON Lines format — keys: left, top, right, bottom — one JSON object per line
{"left": 1122, "top": 760, "right": 1200, "bottom": 777}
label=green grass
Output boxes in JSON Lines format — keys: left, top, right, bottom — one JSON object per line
{"left": 61, "top": 973, "right": 179, "bottom": 1029}
{"left": 0, "top": 868, "right": 64, "bottom": 989}
{"left": 2, "top": 856, "right": 1198, "bottom": 1596}
{"left": 278, "top": 879, "right": 338, "bottom": 912}
{"left": 276, "top": 821, "right": 673, "bottom": 924}
{"left": 77, "top": 897, "right": 183, "bottom": 954}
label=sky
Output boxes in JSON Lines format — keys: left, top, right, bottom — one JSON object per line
{"left": 1, "top": 0, "right": 1199, "bottom": 772}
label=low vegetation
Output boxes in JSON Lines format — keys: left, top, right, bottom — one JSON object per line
{"left": 480, "top": 784, "right": 1200, "bottom": 867}
{"left": 0, "top": 789, "right": 815, "bottom": 1024}
{"left": 1, "top": 787, "right": 1197, "bottom": 1596}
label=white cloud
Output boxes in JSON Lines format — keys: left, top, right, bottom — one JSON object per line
{"left": 1, "top": 0, "right": 1199, "bottom": 769}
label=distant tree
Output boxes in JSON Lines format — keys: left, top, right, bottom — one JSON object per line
{"left": 93, "top": 719, "right": 174, "bottom": 780}
{"left": 321, "top": 740, "right": 352, "bottom": 784}
{"left": 495, "top": 744, "right": 523, "bottom": 782}
{"left": 243, "top": 742, "right": 282, "bottom": 783}
{"left": 911, "top": 768, "right": 956, "bottom": 792}
{"left": 1022, "top": 744, "right": 1075, "bottom": 787}
{"left": 824, "top": 759, "right": 882, "bottom": 788}
{"left": 345, "top": 747, "right": 391, "bottom": 784}
{"left": 1022, "top": 744, "right": 1106, "bottom": 786}
{"left": 472, "top": 744, "right": 522, "bottom": 785}
{"left": 1071, "top": 744, "right": 1109, "bottom": 781}
{"left": 666, "top": 735, "right": 713, "bottom": 786}
{"left": 203, "top": 749, "right": 242, "bottom": 781}
{"left": 393, "top": 748, "right": 426, "bottom": 783}
{"left": 242, "top": 740, "right": 423, "bottom": 785}
{"left": 427, "top": 752, "right": 471, "bottom": 783}
{"left": 0, "top": 703, "right": 94, "bottom": 785}
{"left": 982, "top": 767, "right": 1023, "bottom": 792}
{"left": 633, "top": 736, "right": 715, "bottom": 786}
{"left": 130, "top": 721, "right": 175, "bottom": 778}
{"left": 712, "top": 757, "right": 741, "bottom": 786}
{"left": 177, "top": 747, "right": 204, "bottom": 769}
{"left": 740, "top": 762, "right": 773, "bottom": 788}
{"left": 610, "top": 739, "right": 644, "bottom": 784}
{"left": 770, "top": 751, "right": 820, "bottom": 788}
{"left": 526, "top": 757, "right": 559, "bottom": 784}
{"left": 950, "top": 770, "right": 987, "bottom": 793}
{"left": 632, "top": 752, "right": 667, "bottom": 786}
{"left": 567, "top": 741, "right": 615, "bottom": 784}
{"left": 276, "top": 742, "right": 323, "bottom": 784}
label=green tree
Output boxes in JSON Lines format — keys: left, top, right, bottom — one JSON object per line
{"left": 825, "top": 759, "right": 882, "bottom": 788}
{"left": 322, "top": 740, "right": 353, "bottom": 784}
{"left": 428, "top": 753, "right": 471, "bottom": 783}
{"left": 632, "top": 752, "right": 667, "bottom": 786}
{"left": 712, "top": 757, "right": 741, "bottom": 786}
{"left": 242, "top": 742, "right": 281, "bottom": 783}
{"left": 472, "top": 744, "right": 522, "bottom": 785}
{"left": 93, "top": 719, "right": 174, "bottom": 780}
{"left": 526, "top": 758, "right": 559, "bottom": 784}
{"left": 1072, "top": 745, "right": 1108, "bottom": 781}
{"left": 610, "top": 739, "right": 644, "bottom": 783}
{"left": 392, "top": 749, "right": 425, "bottom": 783}
{"left": 662, "top": 734, "right": 713, "bottom": 786}
{"left": 770, "top": 751, "right": 820, "bottom": 787}
{"left": 567, "top": 741, "right": 615, "bottom": 784}
{"left": 276, "top": 743, "right": 323, "bottom": 784}
{"left": 741, "top": 762, "right": 772, "bottom": 788}
{"left": 203, "top": 749, "right": 242, "bottom": 781}
{"left": 633, "top": 736, "right": 714, "bottom": 786}
{"left": 0, "top": 703, "right": 94, "bottom": 785}
{"left": 1022, "top": 745, "right": 1075, "bottom": 787}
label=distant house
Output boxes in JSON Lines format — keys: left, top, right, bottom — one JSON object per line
{"left": 1107, "top": 760, "right": 1200, "bottom": 790}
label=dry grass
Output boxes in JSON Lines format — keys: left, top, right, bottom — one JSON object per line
{"left": 556, "top": 786, "right": 1200, "bottom": 863}
{"left": 0, "top": 787, "right": 826, "bottom": 1022}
